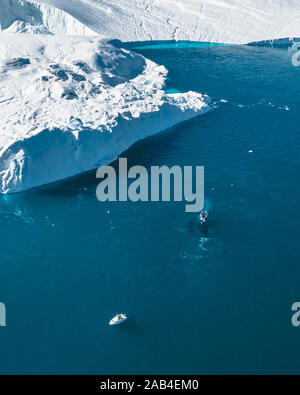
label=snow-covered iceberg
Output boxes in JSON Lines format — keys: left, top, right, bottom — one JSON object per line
{"left": 42, "top": 0, "right": 300, "bottom": 44}
{"left": 0, "top": 0, "right": 96, "bottom": 35}
{"left": 0, "top": 33, "right": 211, "bottom": 193}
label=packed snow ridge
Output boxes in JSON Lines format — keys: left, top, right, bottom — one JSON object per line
{"left": 42, "top": 0, "right": 300, "bottom": 44}
{"left": 0, "top": 34, "right": 211, "bottom": 193}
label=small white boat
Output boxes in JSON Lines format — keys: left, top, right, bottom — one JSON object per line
{"left": 109, "top": 314, "right": 127, "bottom": 326}
{"left": 199, "top": 210, "right": 208, "bottom": 224}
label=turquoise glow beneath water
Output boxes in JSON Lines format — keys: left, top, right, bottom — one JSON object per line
{"left": 132, "top": 41, "right": 230, "bottom": 50}
{"left": 165, "top": 88, "right": 182, "bottom": 94}
{"left": 0, "top": 43, "right": 299, "bottom": 374}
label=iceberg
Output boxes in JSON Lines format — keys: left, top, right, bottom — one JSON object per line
{"left": 0, "top": 0, "right": 96, "bottom": 35}
{"left": 42, "top": 0, "right": 300, "bottom": 44}
{"left": 2, "top": 0, "right": 297, "bottom": 193}
{"left": 0, "top": 33, "right": 211, "bottom": 193}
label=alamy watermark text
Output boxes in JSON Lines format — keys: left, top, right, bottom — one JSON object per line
{"left": 96, "top": 158, "right": 204, "bottom": 212}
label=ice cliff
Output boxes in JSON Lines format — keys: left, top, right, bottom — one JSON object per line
{"left": 42, "top": 0, "right": 300, "bottom": 44}
{"left": 0, "top": 0, "right": 212, "bottom": 193}
{"left": 1, "top": 0, "right": 298, "bottom": 193}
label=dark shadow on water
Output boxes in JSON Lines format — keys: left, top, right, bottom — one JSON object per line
{"left": 109, "top": 318, "right": 149, "bottom": 338}
{"left": 121, "top": 40, "right": 231, "bottom": 51}
{"left": 26, "top": 115, "right": 207, "bottom": 197}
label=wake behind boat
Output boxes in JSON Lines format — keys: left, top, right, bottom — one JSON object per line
{"left": 109, "top": 314, "right": 127, "bottom": 326}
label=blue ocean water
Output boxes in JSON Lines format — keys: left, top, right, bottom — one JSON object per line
{"left": 0, "top": 43, "right": 300, "bottom": 374}
{"left": 131, "top": 41, "right": 230, "bottom": 50}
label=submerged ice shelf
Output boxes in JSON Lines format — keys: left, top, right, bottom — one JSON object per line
{"left": 2, "top": 1, "right": 300, "bottom": 44}
{"left": 43, "top": 0, "right": 300, "bottom": 44}
{"left": 0, "top": 34, "right": 211, "bottom": 193}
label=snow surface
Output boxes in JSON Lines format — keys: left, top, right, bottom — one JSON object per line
{"left": 0, "top": 0, "right": 96, "bottom": 35}
{"left": 0, "top": 33, "right": 211, "bottom": 193}
{"left": 42, "top": 0, "right": 300, "bottom": 44}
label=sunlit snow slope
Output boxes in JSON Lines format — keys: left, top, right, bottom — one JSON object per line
{"left": 0, "top": 0, "right": 96, "bottom": 34}
{"left": 42, "top": 0, "right": 300, "bottom": 44}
